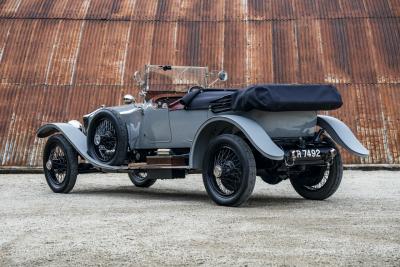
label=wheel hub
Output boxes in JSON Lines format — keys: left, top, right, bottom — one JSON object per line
{"left": 210, "top": 145, "right": 244, "bottom": 196}
{"left": 46, "top": 159, "right": 52, "bottom": 170}
{"left": 94, "top": 134, "right": 101, "bottom": 145}
{"left": 46, "top": 145, "right": 67, "bottom": 184}
{"left": 213, "top": 165, "right": 223, "bottom": 178}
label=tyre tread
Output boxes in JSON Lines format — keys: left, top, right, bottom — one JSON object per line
{"left": 87, "top": 109, "right": 128, "bottom": 166}
{"left": 43, "top": 134, "right": 78, "bottom": 193}
{"left": 290, "top": 139, "right": 343, "bottom": 200}
{"left": 128, "top": 172, "right": 157, "bottom": 188}
{"left": 202, "top": 134, "right": 256, "bottom": 207}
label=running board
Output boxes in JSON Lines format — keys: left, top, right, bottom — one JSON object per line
{"left": 91, "top": 163, "right": 190, "bottom": 172}
{"left": 127, "top": 162, "right": 189, "bottom": 170}
{"left": 128, "top": 162, "right": 188, "bottom": 179}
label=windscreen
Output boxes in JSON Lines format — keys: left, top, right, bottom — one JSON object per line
{"left": 145, "top": 65, "right": 208, "bottom": 92}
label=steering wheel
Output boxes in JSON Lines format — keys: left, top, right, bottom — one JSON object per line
{"left": 188, "top": 86, "right": 204, "bottom": 93}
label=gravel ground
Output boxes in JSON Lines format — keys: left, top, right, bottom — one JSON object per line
{"left": 0, "top": 171, "right": 399, "bottom": 266}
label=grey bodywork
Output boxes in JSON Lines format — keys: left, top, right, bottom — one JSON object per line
{"left": 37, "top": 123, "right": 123, "bottom": 171}
{"left": 37, "top": 102, "right": 369, "bottom": 172}
{"left": 317, "top": 115, "right": 369, "bottom": 157}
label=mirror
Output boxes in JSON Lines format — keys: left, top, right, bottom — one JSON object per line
{"left": 207, "top": 70, "right": 229, "bottom": 87}
{"left": 218, "top": 70, "right": 228, "bottom": 81}
{"left": 133, "top": 71, "right": 144, "bottom": 86}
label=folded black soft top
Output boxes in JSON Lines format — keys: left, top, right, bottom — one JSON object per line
{"left": 208, "top": 84, "right": 342, "bottom": 112}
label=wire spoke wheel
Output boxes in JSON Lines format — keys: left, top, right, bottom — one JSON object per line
{"left": 43, "top": 134, "right": 78, "bottom": 193}
{"left": 87, "top": 109, "right": 127, "bottom": 166}
{"left": 128, "top": 170, "right": 157, "bottom": 188}
{"left": 210, "top": 145, "right": 243, "bottom": 196}
{"left": 303, "top": 166, "right": 330, "bottom": 190}
{"left": 290, "top": 138, "right": 343, "bottom": 200}
{"left": 202, "top": 134, "right": 256, "bottom": 207}
{"left": 47, "top": 145, "right": 67, "bottom": 184}
{"left": 93, "top": 118, "right": 118, "bottom": 162}
{"left": 133, "top": 170, "right": 148, "bottom": 182}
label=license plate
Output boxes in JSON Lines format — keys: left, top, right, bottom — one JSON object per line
{"left": 292, "top": 149, "right": 321, "bottom": 158}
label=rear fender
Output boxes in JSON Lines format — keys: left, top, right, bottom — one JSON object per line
{"left": 317, "top": 115, "right": 369, "bottom": 157}
{"left": 189, "top": 115, "right": 284, "bottom": 169}
{"left": 36, "top": 123, "right": 122, "bottom": 171}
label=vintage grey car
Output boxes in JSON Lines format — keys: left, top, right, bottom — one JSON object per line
{"left": 37, "top": 65, "right": 369, "bottom": 206}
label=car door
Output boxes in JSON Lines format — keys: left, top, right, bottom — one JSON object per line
{"left": 169, "top": 109, "right": 208, "bottom": 147}
{"left": 140, "top": 106, "right": 172, "bottom": 144}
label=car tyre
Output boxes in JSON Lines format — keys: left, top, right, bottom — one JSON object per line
{"left": 202, "top": 134, "right": 256, "bottom": 207}
{"left": 128, "top": 170, "right": 157, "bottom": 188}
{"left": 290, "top": 139, "right": 343, "bottom": 200}
{"left": 87, "top": 109, "right": 127, "bottom": 166}
{"left": 43, "top": 134, "right": 78, "bottom": 193}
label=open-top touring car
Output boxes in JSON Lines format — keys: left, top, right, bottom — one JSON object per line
{"left": 37, "top": 65, "right": 369, "bottom": 206}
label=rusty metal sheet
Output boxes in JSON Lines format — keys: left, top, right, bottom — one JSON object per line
{"left": 153, "top": 0, "right": 182, "bottom": 21}
{"left": 272, "top": 21, "right": 299, "bottom": 83}
{"left": 368, "top": 18, "right": 400, "bottom": 83}
{"left": 0, "top": 0, "right": 23, "bottom": 18}
{"left": 338, "top": 0, "right": 367, "bottom": 18}
{"left": 328, "top": 84, "right": 400, "bottom": 165}
{"left": 130, "top": 0, "right": 158, "bottom": 21}
{"left": 175, "top": 22, "right": 202, "bottom": 66}
{"left": 318, "top": 19, "right": 352, "bottom": 83}
{"left": 379, "top": 84, "right": 400, "bottom": 164}
{"left": 62, "top": 0, "right": 91, "bottom": 19}
{"left": 345, "top": 19, "right": 377, "bottom": 83}
{"left": 316, "top": 0, "right": 342, "bottom": 18}
{"left": 0, "top": 20, "right": 60, "bottom": 85}
{"left": 223, "top": 21, "right": 247, "bottom": 87}
{"left": 295, "top": 20, "right": 325, "bottom": 83}
{"left": 0, "top": 86, "right": 44, "bottom": 166}
{"left": 271, "top": 0, "right": 296, "bottom": 20}
{"left": 180, "top": 0, "right": 225, "bottom": 22}
{"left": 14, "top": 0, "right": 68, "bottom": 18}
{"left": 0, "top": 20, "right": 30, "bottom": 84}
{"left": 326, "top": 84, "right": 361, "bottom": 164}
{"left": 0, "top": 1, "right": 399, "bottom": 166}
{"left": 74, "top": 21, "right": 130, "bottom": 85}
{"left": 150, "top": 22, "right": 177, "bottom": 65}
{"left": 11, "top": 0, "right": 90, "bottom": 19}
{"left": 0, "top": 19, "right": 12, "bottom": 66}
{"left": 45, "top": 20, "right": 84, "bottom": 85}
{"left": 224, "top": 0, "right": 247, "bottom": 21}
{"left": 248, "top": 21, "right": 274, "bottom": 83}
{"left": 19, "top": 20, "right": 59, "bottom": 85}
{"left": 197, "top": 22, "right": 224, "bottom": 72}
{"left": 389, "top": 0, "right": 400, "bottom": 16}
{"left": 0, "top": 85, "right": 132, "bottom": 167}
{"left": 1, "top": 0, "right": 398, "bottom": 20}
{"left": 355, "top": 84, "right": 388, "bottom": 164}
{"left": 86, "top": 0, "right": 136, "bottom": 20}
{"left": 0, "top": 85, "right": 18, "bottom": 164}
{"left": 363, "top": 0, "right": 394, "bottom": 17}
{"left": 123, "top": 21, "right": 155, "bottom": 86}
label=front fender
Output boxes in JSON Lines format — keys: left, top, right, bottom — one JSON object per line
{"left": 317, "top": 115, "right": 369, "bottom": 157}
{"left": 189, "top": 115, "right": 284, "bottom": 169}
{"left": 36, "top": 123, "right": 122, "bottom": 171}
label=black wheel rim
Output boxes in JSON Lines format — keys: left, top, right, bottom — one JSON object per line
{"left": 46, "top": 145, "right": 67, "bottom": 185}
{"left": 93, "top": 118, "right": 117, "bottom": 162}
{"left": 208, "top": 145, "right": 243, "bottom": 196}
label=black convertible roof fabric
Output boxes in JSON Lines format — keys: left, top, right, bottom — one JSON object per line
{"left": 229, "top": 84, "right": 342, "bottom": 112}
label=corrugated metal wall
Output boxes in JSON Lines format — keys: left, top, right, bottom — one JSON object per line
{"left": 0, "top": 0, "right": 399, "bottom": 166}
